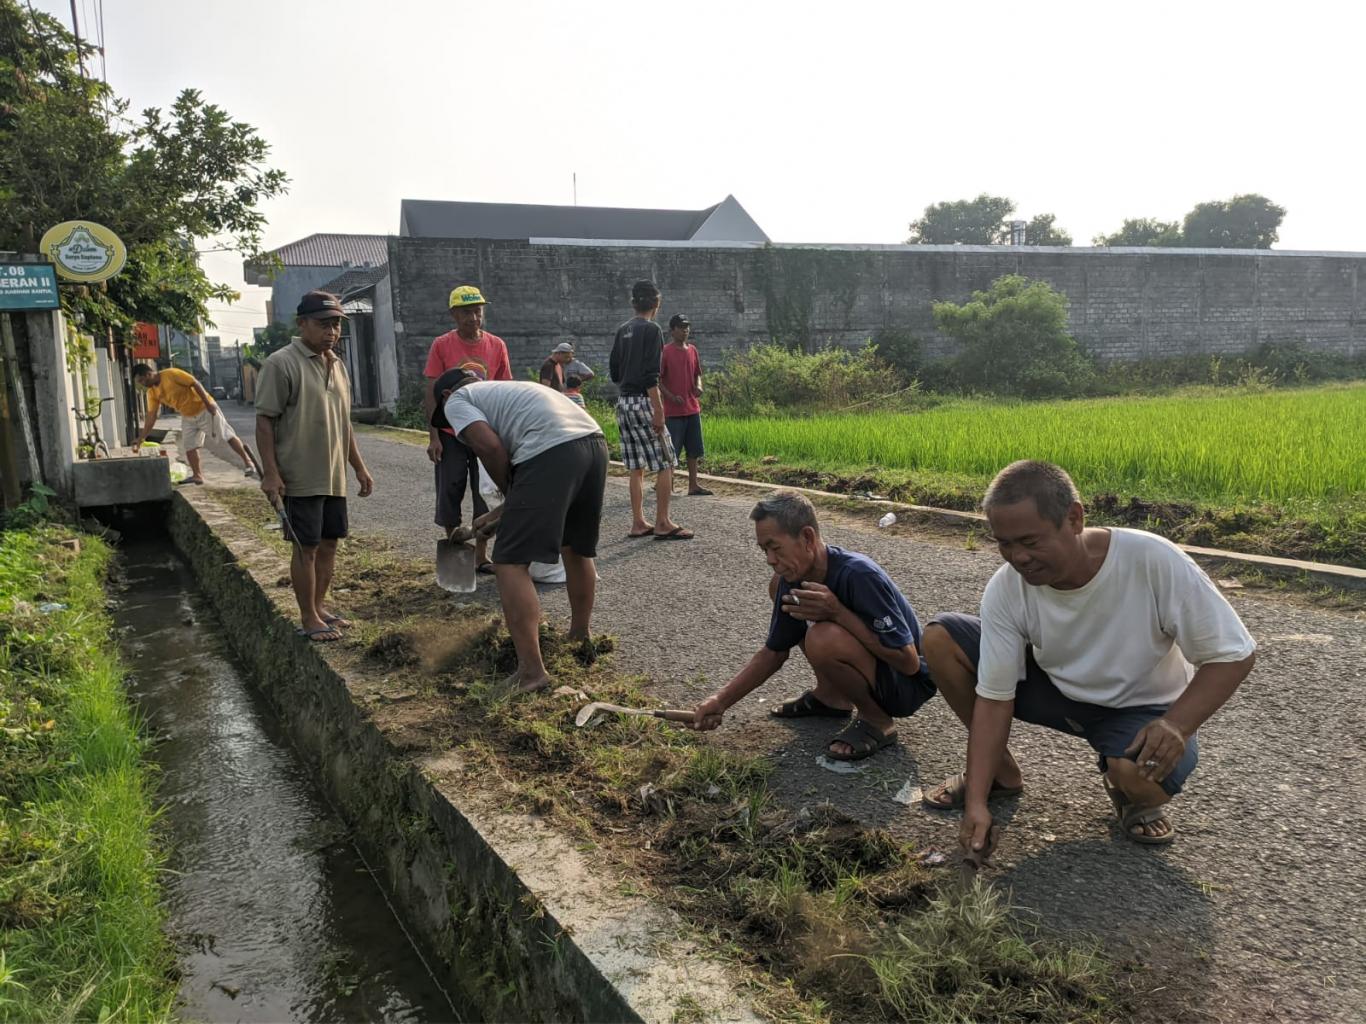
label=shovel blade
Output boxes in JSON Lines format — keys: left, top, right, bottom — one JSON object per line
{"left": 436, "top": 539, "right": 477, "bottom": 592}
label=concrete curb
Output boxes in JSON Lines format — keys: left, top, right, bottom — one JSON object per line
{"left": 168, "top": 489, "right": 759, "bottom": 1024}
{"left": 675, "top": 469, "right": 1366, "bottom": 591}
{"left": 354, "top": 422, "right": 1366, "bottom": 590}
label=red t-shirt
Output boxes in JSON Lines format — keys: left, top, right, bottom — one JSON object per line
{"left": 659, "top": 343, "right": 702, "bottom": 417}
{"left": 424, "top": 330, "right": 512, "bottom": 434}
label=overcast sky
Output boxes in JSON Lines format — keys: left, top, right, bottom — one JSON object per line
{"left": 34, "top": 0, "right": 1366, "bottom": 346}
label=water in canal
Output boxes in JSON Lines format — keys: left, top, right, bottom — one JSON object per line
{"left": 113, "top": 545, "right": 461, "bottom": 1023}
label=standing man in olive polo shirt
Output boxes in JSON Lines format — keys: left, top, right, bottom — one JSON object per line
{"left": 255, "top": 290, "right": 376, "bottom": 642}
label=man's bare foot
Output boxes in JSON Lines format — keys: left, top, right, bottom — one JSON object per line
{"left": 498, "top": 669, "right": 552, "bottom": 696}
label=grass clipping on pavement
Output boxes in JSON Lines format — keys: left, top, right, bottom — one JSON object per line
{"left": 212, "top": 485, "right": 1122, "bottom": 1023}
{"left": 0, "top": 526, "right": 175, "bottom": 1023}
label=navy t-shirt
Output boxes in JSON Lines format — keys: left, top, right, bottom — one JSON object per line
{"left": 765, "top": 545, "right": 931, "bottom": 683}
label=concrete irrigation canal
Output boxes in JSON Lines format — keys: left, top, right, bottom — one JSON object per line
{"left": 112, "top": 544, "right": 461, "bottom": 1021}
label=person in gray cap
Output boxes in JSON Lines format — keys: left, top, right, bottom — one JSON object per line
{"left": 540, "top": 342, "right": 576, "bottom": 391}
{"left": 255, "top": 290, "right": 375, "bottom": 642}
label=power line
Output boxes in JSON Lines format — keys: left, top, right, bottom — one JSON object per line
{"left": 97, "top": 0, "right": 106, "bottom": 85}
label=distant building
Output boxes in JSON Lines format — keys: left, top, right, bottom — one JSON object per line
{"left": 398, "top": 195, "right": 768, "bottom": 243}
{"left": 247, "top": 196, "right": 769, "bottom": 410}
{"left": 243, "top": 233, "right": 389, "bottom": 326}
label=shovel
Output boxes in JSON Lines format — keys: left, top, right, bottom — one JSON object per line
{"left": 574, "top": 702, "right": 696, "bottom": 728}
{"left": 437, "top": 506, "right": 506, "bottom": 593}
{"left": 436, "top": 538, "right": 477, "bottom": 593}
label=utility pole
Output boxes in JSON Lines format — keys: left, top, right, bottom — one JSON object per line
{"left": 68, "top": 0, "right": 87, "bottom": 79}
{"left": 573, "top": 172, "right": 577, "bottom": 206}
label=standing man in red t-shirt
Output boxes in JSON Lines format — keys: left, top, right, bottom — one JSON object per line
{"left": 421, "top": 285, "right": 513, "bottom": 573}
{"left": 659, "top": 314, "right": 712, "bottom": 497}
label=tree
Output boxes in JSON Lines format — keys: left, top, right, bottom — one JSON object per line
{"left": 0, "top": 0, "right": 287, "bottom": 339}
{"left": 1021, "top": 213, "right": 1072, "bottom": 246}
{"left": 1092, "top": 218, "right": 1184, "bottom": 247}
{"left": 933, "top": 275, "right": 1092, "bottom": 397}
{"left": 1182, "top": 194, "right": 1285, "bottom": 249}
{"left": 907, "top": 194, "right": 1016, "bottom": 245}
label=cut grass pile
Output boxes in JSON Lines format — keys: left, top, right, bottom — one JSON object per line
{"left": 211, "top": 488, "right": 1124, "bottom": 1022}
{"left": 0, "top": 527, "right": 174, "bottom": 1023}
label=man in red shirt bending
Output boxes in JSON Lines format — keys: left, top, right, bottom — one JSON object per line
{"left": 421, "top": 285, "right": 513, "bottom": 574}
{"left": 659, "top": 314, "right": 712, "bottom": 497}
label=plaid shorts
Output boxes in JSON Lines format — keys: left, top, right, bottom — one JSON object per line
{"left": 615, "top": 395, "right": 675, "bottom": 472}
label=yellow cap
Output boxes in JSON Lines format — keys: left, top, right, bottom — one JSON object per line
{"left": 448, "top": 285, "right": 488, "bottom": 308}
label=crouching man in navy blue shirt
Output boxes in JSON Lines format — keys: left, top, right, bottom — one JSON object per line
{"left": 692, "top": 491, "right": 937, "bottom": 761}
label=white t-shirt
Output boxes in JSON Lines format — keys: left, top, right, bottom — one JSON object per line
{"left": 442, "top": 380, "right": 601, "bottom": 465}
{"left": 977, "top": 528, "right": 1256, "bottom": 707}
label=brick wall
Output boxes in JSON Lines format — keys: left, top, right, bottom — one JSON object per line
{"left": 387, "top": 238, "right": 1366, "bottom": 394}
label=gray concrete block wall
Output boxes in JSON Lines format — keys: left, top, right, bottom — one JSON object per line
{"left": 387, "top": 239, "right": 1365, "bottom": 395}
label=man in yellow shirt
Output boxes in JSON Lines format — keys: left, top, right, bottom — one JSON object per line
{"left": 132, "top": 364, "right": 258, "bottom": 484}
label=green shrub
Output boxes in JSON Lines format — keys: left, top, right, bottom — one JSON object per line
{"left": 934, "top": 275, "right": 1093, "bottom": 398}
{"left": 707, "top": 342, "right": 913, "bottom": 414}
{"left": 872, "top": 328, "right": 924, "bottom": 382}
{"left": 392, "top": 379, "right": 429, "bottom": 431}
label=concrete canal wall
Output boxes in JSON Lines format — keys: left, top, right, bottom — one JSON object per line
{"left": 167, "top": 490, "right": 756, "bottom": 1023}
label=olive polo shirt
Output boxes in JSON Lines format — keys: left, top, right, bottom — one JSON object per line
{"left": 254, "top": 339, "right": 352, "bottom": 497}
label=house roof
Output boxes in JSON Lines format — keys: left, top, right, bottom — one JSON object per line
{"left": 244, "top": 233, "right": 389, "bottom": 283}
{"left": 316, "top": 264, "right": 387, "bottom": 299}
{"left": 398, "top": 196, "right": 768, "bottom": 243}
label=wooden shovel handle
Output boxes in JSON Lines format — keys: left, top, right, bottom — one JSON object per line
{"left": 652, "top": 709, "right": 696, "bottom": 723}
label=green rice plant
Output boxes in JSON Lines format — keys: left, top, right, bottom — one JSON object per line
{"left": 664, "top": 383, "right": 1366, "bottom": 504}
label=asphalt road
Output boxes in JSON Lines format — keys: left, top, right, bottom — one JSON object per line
{"left": 218, "top": 405, "right": 1366, "bottom": 1023}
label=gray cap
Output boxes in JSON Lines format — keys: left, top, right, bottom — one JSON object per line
{"left": 552, "top": 342, "right": 574, "bottom": 353}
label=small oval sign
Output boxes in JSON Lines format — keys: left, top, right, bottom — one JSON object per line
{"left": 39, "top": 220, "right": 127, "bottom": 283}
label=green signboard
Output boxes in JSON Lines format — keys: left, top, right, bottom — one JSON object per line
{"left": 0, "top": 263, "right": 60, "bottom": 311}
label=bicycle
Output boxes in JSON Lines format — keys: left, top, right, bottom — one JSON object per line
{"left": 73, "top": 396, "right": 114, "bottom": 460}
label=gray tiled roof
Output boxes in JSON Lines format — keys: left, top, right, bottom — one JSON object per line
{"left": 399, "top": 200, "right": 719, "bottom": 241}
{"left": 261, "top": 233, "right": 389, "bottom": 267}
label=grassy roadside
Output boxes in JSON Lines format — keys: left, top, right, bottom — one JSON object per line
{"left": 0, "top": 526, "right": 174, "bottom": 1023}
{"left": 210, "top": 485, "right": 1126, "bottom": 1023}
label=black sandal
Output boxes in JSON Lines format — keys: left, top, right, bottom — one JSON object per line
{"left": 826, "top": 719, "right": 898, "bottom": 762}
{"left": 769, "top": 690, "right": 852, "bottom": 719}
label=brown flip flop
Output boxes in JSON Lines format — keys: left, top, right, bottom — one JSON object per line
{"left": 922, "top": 772, "right": 1024, "bottom": 810}
{"left": 654, "top": 526, "right": 694, "bottom": 541}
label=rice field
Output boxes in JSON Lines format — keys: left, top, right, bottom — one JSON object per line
{"left": 597, "top": 384, "right": 1366, "bottom": 503}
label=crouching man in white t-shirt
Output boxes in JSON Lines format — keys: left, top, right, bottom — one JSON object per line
{"left": 922, "top": 460, "right": 1256, "bottom": 849}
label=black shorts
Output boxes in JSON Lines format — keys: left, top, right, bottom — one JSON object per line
{"left": 436, "top": 431, "right": 488, "bottom": 528}
{"left": 493, "top": 435, "right": 608, "bottom": 565}
{"left": 666, "top": 414, "right": 705, "bottom": 460}
{"left": 284, "top": 495, "right": 348, "bottom": 547}
{"left": 870, "top": 663, "right": 937, "bottom": 718}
